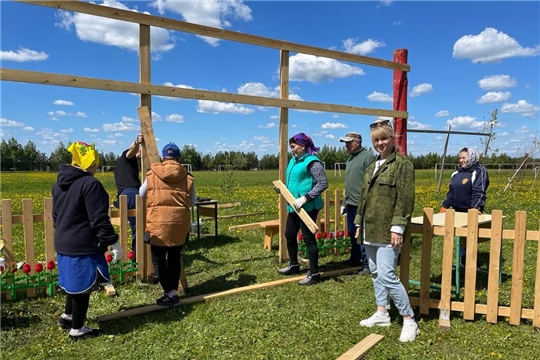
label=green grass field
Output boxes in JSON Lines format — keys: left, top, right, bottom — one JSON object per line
{"left": 1, "top": 169, "right": 539, "bottom": 359}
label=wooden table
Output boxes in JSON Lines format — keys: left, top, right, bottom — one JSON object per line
{"left": 410, "top": 212, "right": 497, "bottom": 298}
{"left": 193, "top": 200, "right": 219, "bottom": 240}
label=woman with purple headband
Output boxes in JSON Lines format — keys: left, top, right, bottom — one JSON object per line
{"left": 277, "top": 132, "right": 328, "bottom": 285}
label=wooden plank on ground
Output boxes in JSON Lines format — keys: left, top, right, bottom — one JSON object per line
{"left": 439, "top": 209, "right": 455, "bottom": 330}
{"left": 272, "top": 180, "right": 319, "bottom": 234}
{"left": 486, "top": 210, "right": 503, "bottom": 324}
{"left": 509, "top": 211, "right": 526, "bottom": 325}
{"left": 463, "top": 210, "right": 479, "bottom": 320}
{"left": 97, "top": 267, "right": 359, "bottom": 322}
{"left": 336, "top": 333, "right": 385, "bottom": 360}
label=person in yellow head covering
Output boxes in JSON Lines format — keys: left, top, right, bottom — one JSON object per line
{"left": 67, "top": 141, "right": 100, "bottom": 173}
{"left": 52, "top": 141, "right": 121, "bottom": 340}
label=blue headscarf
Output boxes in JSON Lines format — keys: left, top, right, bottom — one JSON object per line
{"left": 289, "top": 133, "right": 320, "bottom": 155}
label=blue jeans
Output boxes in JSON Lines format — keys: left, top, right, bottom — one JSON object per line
{"left": 118, "top": 187, "right": 138, "bottom": 253}
{"left": 365, "top": 244, "right": 414, "bottom": 318}
{"left": 346, "top": 205, "right": 367, "bottom": 267}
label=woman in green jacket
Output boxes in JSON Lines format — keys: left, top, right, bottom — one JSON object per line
{"left": 277, "top": 133, "right": 328, "bottom": 285}
{"left": 354, "top": 119, "right": 419, "bottom": 342}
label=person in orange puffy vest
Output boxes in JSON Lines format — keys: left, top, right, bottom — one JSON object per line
{"left": 139, "top": 143, "right": 195, "bottom": 306}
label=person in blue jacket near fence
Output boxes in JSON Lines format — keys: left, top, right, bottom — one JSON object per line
{"left": 440, "top": 147, "right": 490, "bottom": 265}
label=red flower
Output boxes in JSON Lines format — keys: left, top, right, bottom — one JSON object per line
{"left": 127, "top": 250, "right": 135, "bottom": 260}
{"left": 11, "top": 265, "right": 18, "bottom": 273}
{"left": 297, "top": 233, "right": 303, "bottom": 242}
{"left": 329, "top": 232, "right": 334, "bottom": 239}
{"left": 35, "top": 263, "right": 43, "bottom": 273}
{"left": 22, "top": 263, "right": 31, "bottom": 273}
{"left": 106, "top": 254, "right": 113, "bottom": 263}
{"left": 316, "top": 232, "right": 321, "bottom": 240}
{"left": 0, "top": 266, "right": 4, "bottom": 271}
{"left": 46, "top": 260, "right": 55, "bottom": 270}
{"left": 322, "top": 231, "right": 327, "bottom": 238}
{"left": 345, "top": 232, "right": 349, "bottom": 238}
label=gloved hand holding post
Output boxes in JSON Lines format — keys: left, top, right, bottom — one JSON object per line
{"left": 293, "top": 196, "right": 307, "bottom": 210}
{"left": 110, "top": 242, "right": 124, "bottom": 263}
{"left": 340, "top": 205, "right": 346, "bottom": 215}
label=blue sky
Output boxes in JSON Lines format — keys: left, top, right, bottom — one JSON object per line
{"left": 1, "top": 0, "right": 539, "bottom": 159}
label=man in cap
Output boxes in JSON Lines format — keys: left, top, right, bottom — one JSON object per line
{"left": 340, "top": 131, "right": 376, "bottom": 274}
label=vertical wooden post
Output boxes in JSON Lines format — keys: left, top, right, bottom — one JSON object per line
{"left": 139, "top": 24, "right": 153, "bottom": 281}
{"left": 437, "top": 125, "right": 451, "bottom": 192}
{"left": 486, "top": 210, "right": 503, "bottom": 324}
{"left": 22, "top": 199, "right": 36, "bottom": 297}
{"left": 509, "top": 211, "right": 526, "bottom": 325}
{"left": 278, "top": 50, "right": 290, "bottom": 263}
{"left": 439, "top": 209, "right": 455, "bottom": 330}
{"left": 419, "top": 207, "right": 433, "bottom": 315}
{"left": 393, "top": 49, "right": 408, "bottom": 156}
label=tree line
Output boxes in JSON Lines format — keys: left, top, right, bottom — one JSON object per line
{"left": 1, "top": 137, "right": 538, "bottom": 172}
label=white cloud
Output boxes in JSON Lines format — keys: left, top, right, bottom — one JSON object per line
{"left": 60, "top": 128, "right": 74, "bottom": 133}
{"left": 103, "top": 121, "right": 140, "bottom": 131}
{"left": 53, "top": 100, "right": 74, "bottom": 106}
{"left": 446, "top": 116, "right": 484, "bottom": 129}
{"left": 151, "top": 112, "right": 163, "bottom": 121}
{"left": 121, "top": 116, "right": 139, "bottom": 122}
{"left": 197, "top": 100, "right": 254, "bottom": 115}
{"left": 410, "top": 83, "right": 433, "bottom": 98}
{"left": 367, "top": 91, "right": 393, "bottom": 102}
{"left": 321, "top": 122, "right": 347, "bottom": 129}
{"left": 48, "top": 110, "right": 67, "bottom": 116}
{"left": 166, "top": 114, "right": 184, "bottom": 123}
{"left": 238, "top": 82, "right": 277, "bottom": 98}
{"left": 75, "top": 111, "right": 88, "bottom": 118}
{"left": 453, "top": 27, "right": 540, "bottom": 63}
{"left": 150, "top": 0, "right": 252, "bottom": 47}
{"left": 380, "top": 0, "right": 393, "bottom": 7}
{"left": 84, "top": 127, "right": 100, "bottom": 133}
{"left": 435, "top": 110, "right": 449, "bottom": 117}
{"left": 342, "top": 38, "right": 386, "bottom": 55}
{"left": 0, "top": 118, "right": 24, "bottom": 127}
{"left": 408, "top": 120, "right": 430, "bottom": 130}
{"left": 325, "top": 134, "right": 335, "bottom": 139}
{"left": 22, "top": 126, "right": 34, "bottom": 132}
{"left": 393, "top": 21, "right": 402, "bottom": 26}
{"left": 270, "top": 115, "right": 279, "bottom": 119}
{"left": 478, "top": 75, "right": 517, "bottom": 90}
{"left": 477, "top": 91, "right": 511, "bottom": 104}
{"left": 501, "top": 100, "right": 540, "bottom": 117}
{"left": 515, "top": 126, "right": 530, "bottom": 134}
{"left": 0, "top": 47, "right": 48, "bottom": 62}
{"left": 259, "top": 123, "right": 277, "bottom": 129}
{"left": 57, "top": 0, "right": 175, "bottom": 55}
{"left": 50, "top": 117, "right": 59, "bottom": 122}
{"left": 289, "top": 53, "right": 365, "bottom": 83}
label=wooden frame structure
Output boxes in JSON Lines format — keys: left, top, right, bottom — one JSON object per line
{"left": 1, "top": 0, "right": 410, "bottom": 264}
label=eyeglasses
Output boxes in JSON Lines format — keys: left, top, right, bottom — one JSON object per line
{"left": 370, "top": 119, "right": 391, "bottom": 130}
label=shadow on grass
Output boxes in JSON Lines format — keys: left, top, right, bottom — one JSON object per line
{"left": 1, "top": 311, "right": 42, "bottom": 331}
{"left": 185, "top": 233, "right": 241, "bottom": 251}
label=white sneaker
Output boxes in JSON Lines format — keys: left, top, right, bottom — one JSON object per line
{"left": 359, "top": 313, "right": 391, "bottom": 327}
{"left": 399, "top": 322, "right": 420, "bottom": 342}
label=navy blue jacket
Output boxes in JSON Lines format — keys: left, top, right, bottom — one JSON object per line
{"left": 52, "top": 165, "right": 118, "bottom": 256}
{"left": 442, "top": 163, "right": 489, "bottom": 212}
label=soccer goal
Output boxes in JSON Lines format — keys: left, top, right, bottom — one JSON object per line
{"left": 100, "top": 165, "right": 115, "bottom": 174}
{"left": 182, "top": 163, "right": 193, "bottom": 173}
{"left": 334, "top": 163, "right": 346, "bottom": 177}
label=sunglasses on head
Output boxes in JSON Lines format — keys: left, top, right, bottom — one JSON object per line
{"left": 369, "top": 119, "right": 391, "bottom": 130}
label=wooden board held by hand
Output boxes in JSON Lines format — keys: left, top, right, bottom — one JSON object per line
{"left": 272, "top": 180, "right": 319, "bottom": 234}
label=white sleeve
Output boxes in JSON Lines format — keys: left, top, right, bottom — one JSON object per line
{"left": 139, "top": 179, "right": 148, "bottom": 198}
{"left": 390, "top": 224, "right": 405, "bottom": 235}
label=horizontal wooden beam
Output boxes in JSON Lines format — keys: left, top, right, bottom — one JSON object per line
{"left": 0, "top": 68, "right": 408, "bottom": 118}
{"left": 408, "top": 129, "right": 490, "bottom": 136}
{"left": 97, "top": 267, "right": 360, "bottom": 322}
{"left": 336, "top": 333, "right": 385, "bottom": 360}
{"left": 16, "top": 0, "right": 409, "bottom": 72}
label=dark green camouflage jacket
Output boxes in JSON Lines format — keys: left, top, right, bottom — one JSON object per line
{"left": 354, "top": 151, "right": 415, "bottom": 244}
